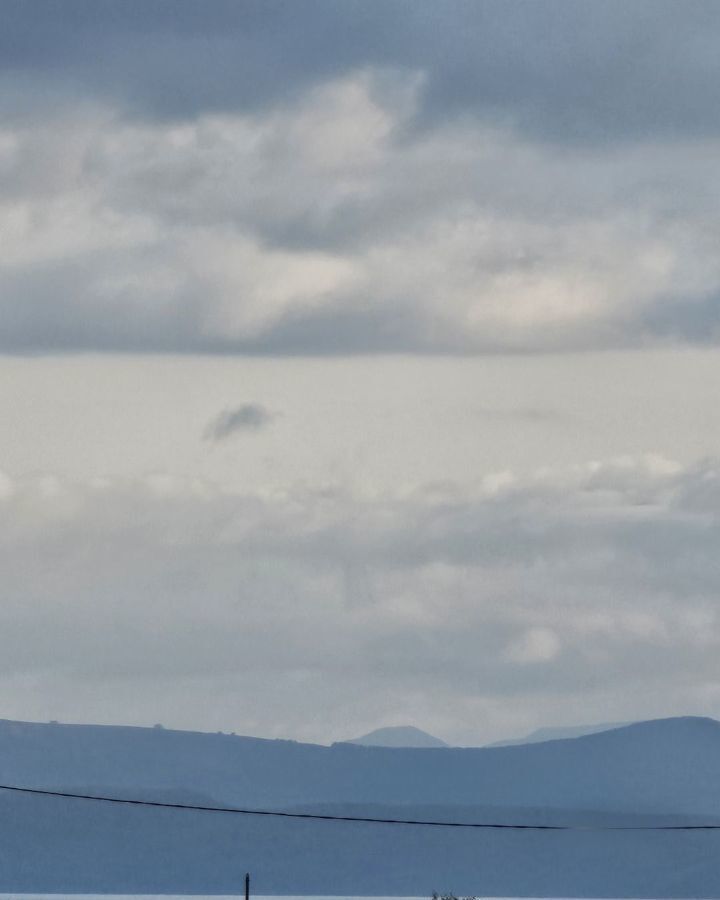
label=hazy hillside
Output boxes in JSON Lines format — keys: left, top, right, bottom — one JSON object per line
{"left": 2, "top": 716, "right": 720, "bottom": 895}
{"left": 3, "top": 716, "right": 720, "bottom": 814}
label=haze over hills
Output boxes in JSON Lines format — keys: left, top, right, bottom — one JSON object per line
{"left": 2, "top": 715, "right": 720, "bottom": 895}
{"left": 345, "top": 725, "right": 448, "bottom": 748}
{"left": 488, "top": 721, "right": 631, "bottom": 747}
{"left": 347, "top": 721, "right": 625, "bottom": 749}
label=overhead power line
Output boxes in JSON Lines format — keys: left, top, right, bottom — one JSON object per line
{"left": 1, "top": 783, "right": 720, "bottom": 831}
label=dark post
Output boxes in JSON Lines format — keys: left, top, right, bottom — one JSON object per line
{"left": 245, "top": 872, "right": 250, "bottom": 900}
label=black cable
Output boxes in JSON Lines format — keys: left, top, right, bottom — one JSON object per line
{"left": 1, "top": 783, "right": 719, "bottom": 831}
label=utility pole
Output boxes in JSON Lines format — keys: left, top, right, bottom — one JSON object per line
{"left": 245, "top": 872, "right": 250, "bottom": 900}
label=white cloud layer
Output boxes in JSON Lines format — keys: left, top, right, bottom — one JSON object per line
{"left": 2, "top": 70, "right": 720, "bottom": 354}
{"left": 2, "top": 455, "right": 720, "bottom": 744}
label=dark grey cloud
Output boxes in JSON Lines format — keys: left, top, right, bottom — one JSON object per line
{"left": 204, "top": 404, "right": 275, "bottom": 441}
{"left": 2, "top": 3, "right": 720, "bottom": 357}
{"left": 3, "top": 0, "right": 720, "bottom": 144}
{"left": 640, "top": 293, "right": 720, "bottom": 344}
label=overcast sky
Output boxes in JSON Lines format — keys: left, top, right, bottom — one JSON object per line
{"left": 3, "top": 1, "right": 720, "bottom": 746}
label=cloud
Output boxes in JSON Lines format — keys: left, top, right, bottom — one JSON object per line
{"left": 2, "top": 455, "right": 720, "bottom": 744}
{"left": 2, "top": 7, "right": 720, "bottom": 356}
{"left": 204, "top": 404, "right": 275, "bottom": 441}
{"left": 2, "top": 1, "right": 720, "bottom": 145}
{"left": 505, "top": 628, "right": 562, "bottom": 665}
{"left": 2, "top": 73, "right": 720, "bottom": 357}
{"left": 475, "top": 405, "right": 573, "bottom": 425}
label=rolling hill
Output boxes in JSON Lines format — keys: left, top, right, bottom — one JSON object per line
{"left": 2, "top": 716, "right": 720, "bottom": 895}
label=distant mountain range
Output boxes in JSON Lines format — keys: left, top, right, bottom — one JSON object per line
{"left": 345, "top": 725, "right": 448, "bottom": 747}
{"left": 2, "top": 715, "right": 720, "bottom": 896}
{"left": 487, "top": 721, "right": 630, "bottom": 747}
{"left": 343, "top": 720, "right": 630, "bottom": 749}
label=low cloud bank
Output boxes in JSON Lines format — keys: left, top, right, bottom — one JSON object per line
{"left": 1, "top": 455, "right": 719, "bottom": 743}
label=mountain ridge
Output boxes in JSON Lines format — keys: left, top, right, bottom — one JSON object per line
{"left": 1, "top": 714, "right": 719, "bottom": 813}
{"left": 488, "top": 721, "right": 630, "bottom": 747}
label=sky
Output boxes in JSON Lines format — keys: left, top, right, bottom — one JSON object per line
{"left": 3, "top": 0, "right": 720, "bottom": 746}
